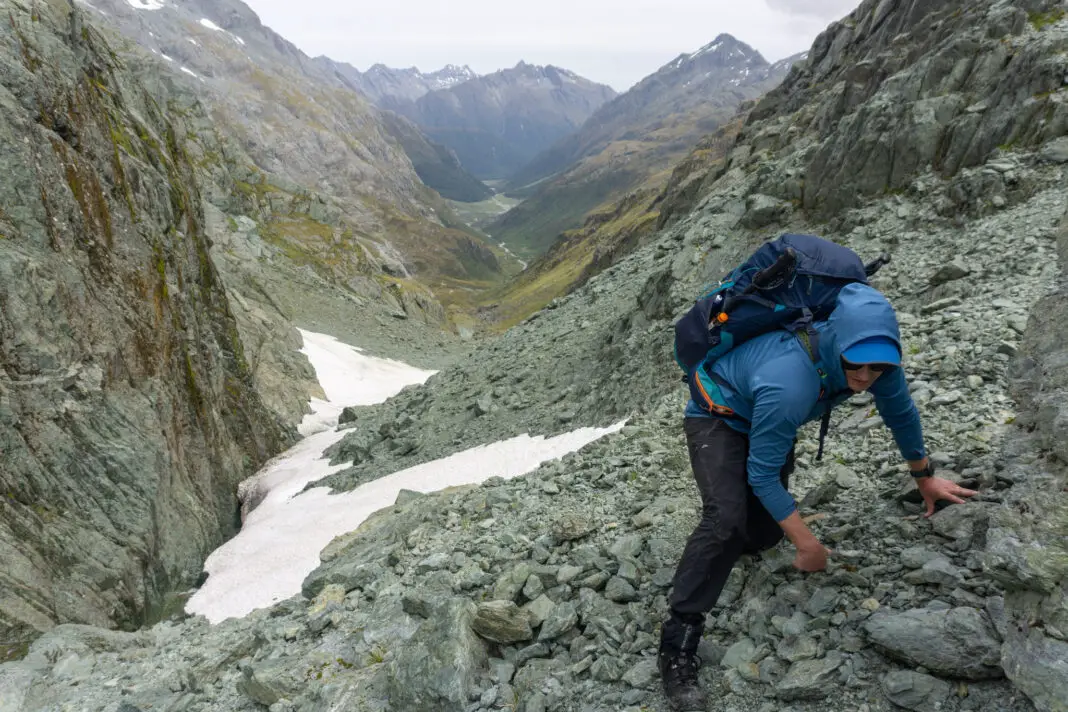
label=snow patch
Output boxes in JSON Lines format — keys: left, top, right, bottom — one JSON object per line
{"left": 199, "top": 18, "right": 224, "bottom": 32}
{"left": 125, "top": 0, "right": 164, "bottom": 9}
{"left": 184, "top": 329, "right": 622, "bottom": 623}
{"left": 180, "top": 66, "right": 198, "bottom": 78}
{"left": 691, "top": 40, "right": 723, "bottom": 60}
{"left": 161, "top": 53, "right": 173, "bottom": 62}
{"left": 297, "top": 330, "right": 435, "bottom": 437}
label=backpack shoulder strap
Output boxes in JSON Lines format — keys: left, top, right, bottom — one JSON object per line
{"left": 791, "top": 313, "right": 827, "bottom": 388}
{"left": 793, "top": 312, "right": 833, "bottom": 461}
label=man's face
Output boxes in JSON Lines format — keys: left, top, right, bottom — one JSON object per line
{"left": 843, "top": 363, "right": 886, "bottom": 392}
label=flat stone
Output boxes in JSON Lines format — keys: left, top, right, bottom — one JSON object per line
{"left": 721, "top": 637, "right": 757, "bottom": 668}
{"left": 901, "top": 547, "right": 942, "bottom": 569}
{"left": 609, "top": 533, "right": 644, "bottom": 559}
{"left": 921, "top": 297, "right": 962, "bottom": 315}
{"left": 590, "top": 656, "right": 624, "bottom": 682}
{"left": 622, "top": 658, "right": 659, "bottom": 689}
{"left": 538, "top": 602, "right": 579, "bottom": 641}
{"left": 774, "top": 654, "right": 843, "bottom": 700}
{"left": 882, "top": 670, "right": 952, "bottom": 712}
{"left": 415, "top": 553, "right": 451, "bottom": 574}
{"left": 1040, "top": 136, "right": 1068, "bottom": 163}
{"left": 929, "top": 260, "right": 971, "bottom": 286}
{"left": 553, "top": 515, "right": 594, "bottom": 542}
{"left": 556, "top": 565, "right": 584, "bottom": 584}
{"left": 929, "top": 390, "right": 963, "bottom": 406}
{"left": 929, "top": 504, "right": 989, "bottom": 545}
{"left": 920, "top": 557, "right": 965, "bottom": 587}
{"left": 523, "top": 595, "right": 556, "bottom": 628}
{"left": 777, "top": 635, "right": 820, "bottom": 662}
{"left": 1002, "top": 627, "right": 1068, "bottom": 712}
{"left": 805, "top": 587, "right": 840, "bottom": 617}
{"left": 834, "top": 464, "right": 861, "bottom": 489}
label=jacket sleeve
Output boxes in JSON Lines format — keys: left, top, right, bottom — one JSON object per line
{"left": 870, "top": 367, "right": 926, "bottom": 461}
{"left": 747, "top": 362, "right": 812, "bottom": 522}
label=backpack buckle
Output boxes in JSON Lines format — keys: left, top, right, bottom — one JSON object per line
{"left": 707, "top": 403, "right": 737, "bottom": 418}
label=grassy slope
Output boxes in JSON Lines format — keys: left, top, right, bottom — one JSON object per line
{"left": 478, "top": 120, "right": 744, "bottom": 331}
{"left": 487, "top": 94, "right": 758, "bottom": 261}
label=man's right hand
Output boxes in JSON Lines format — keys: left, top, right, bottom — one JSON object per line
{"left": 793, "top": 542, "right": 830, "bottom": 572}
{"left": 779, "top": 511, "right": 831, "bottom": 572}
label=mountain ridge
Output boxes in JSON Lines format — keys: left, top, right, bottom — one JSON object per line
{"left": 313, "top": 59, "right": 480, "bottom": 103}
{"left": 379, "top": 61, "right": 618, "bottom": 180}
{"left": 484, "top": 35, "right": 798, "bottom": 263}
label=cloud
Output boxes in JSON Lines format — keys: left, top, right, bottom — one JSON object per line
{"left": 766, "top": 0, "right": 860, "bottom": 20}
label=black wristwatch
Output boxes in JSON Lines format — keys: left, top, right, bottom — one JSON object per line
{"left": 911, "top": 462, "right": 935, "bottom": 480}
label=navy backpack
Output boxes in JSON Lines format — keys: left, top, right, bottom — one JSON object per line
{"left": 674, "top": 233, "right": 888, "bottom": 458}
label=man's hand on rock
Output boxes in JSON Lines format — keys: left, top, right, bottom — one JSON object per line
{"left": 917, "top": 476, "right": 977, "bottom": 518}
{"left": 793, "top": 541, "right": 831, "bottom": 572}
{"left": 780, "top": 511, "right": 831, "bottom": 572}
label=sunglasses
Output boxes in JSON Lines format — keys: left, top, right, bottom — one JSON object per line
{"left": 841, "top": 359, "right": 892, "bottom": 373}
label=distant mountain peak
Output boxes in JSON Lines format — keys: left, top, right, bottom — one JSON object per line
{"left": 425, "top": 64, "right": 477, "bottom": 89}
{"left": 671, "top": 34, "right": 766, "bottom": 72}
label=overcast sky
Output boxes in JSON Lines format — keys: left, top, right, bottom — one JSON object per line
{"left": 240, "top": 0, "right": 861, "bottom": 91}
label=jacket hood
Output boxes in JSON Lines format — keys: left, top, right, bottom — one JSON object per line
{"left": 819, "top": 283, "right": 903, "bottom": 374}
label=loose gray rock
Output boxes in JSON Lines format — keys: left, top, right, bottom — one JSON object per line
{"left": 472, "top": 601, "right": 534, "bottom": 644}
{"left": 777, "top": 635, "right": 820, "bottom": 663}
{"left": 621, "top": 658, "right": 658, "bottom": 690}
{"left": 900, "top": 547, "right": 941, "bottom": 570}
{"left": 921, "top": 297, "right": 962, "bottom": 315}
{"left": 774, "top": 654, "right": 843, "bottom": 700}
{"left": 834, "top": 464, "right": 861, "bottom": 489}
{"left": 605, "top": 577, "right": 638, "bottom": 603}
{"left": 538, "top": 602, "right": 579, "bottom": 641}
{"left": 882, "top": 670, "right": 952, "bottom": 712}
{"left": 553, "top": 515, "right": 594, "bottom": 542}
{"left": 1001, "top": 626, "right": 1068, "bottom": 712}
{"left": 1039, "top": 136, "right": 1068, "bottom": 163}
{"left": 864, "top": 607, "right": 1003, "bottom": 679}
{"left": 929, "top": 259, "right": 971, "bottom": 286}
{"left": 237, "top": 665, "right": 285, "bottom": 707}
{"left": 721, "top": 638, "right": 757, "bottom": 669}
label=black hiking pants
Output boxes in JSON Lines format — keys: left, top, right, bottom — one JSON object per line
{"left": 662, "top": 417, "right": 794, "bottom": 650}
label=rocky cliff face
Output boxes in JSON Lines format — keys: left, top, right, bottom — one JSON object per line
{"left": 316, "top": 59, "right": 494, "bottom": 202}
{"left": 375, "top": 110, "right": 495, "bottom": 202}
{"left": 708, "top": 0, "right": 1068, "bottom": 220}
{"left": 998, "top": 210, "right": 1068, "bottom": 712}
{"left": 0, "top": 0, "right": 292, "bottom": 658}
{"left": 2, "top": 1, "right": 1068, "bottom": 711}
{"left": 383, "top": 62, "right": 617, "bottom": 180}
{"left": 67, "top": 0, "right": 504, "bottom": 415}
{"left": 74, "top": 0, "right": 507, "bottom": 308}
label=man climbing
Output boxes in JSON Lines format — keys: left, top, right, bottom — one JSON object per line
{"left": 659, "top": 281, "right": 977, "bottom": 710}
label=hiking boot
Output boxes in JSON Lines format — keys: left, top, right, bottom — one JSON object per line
{"left": 658, "top": 646, "right": 705, "bottom": 710}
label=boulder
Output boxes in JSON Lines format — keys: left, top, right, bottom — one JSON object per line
{"left": 471, "top": 601, "right": 533, "bottom": 644}
{"left": 387, "top": 598, "right": 488, "bottom": 711}
{"left": 864, "top": 607, "right": 1003, "bottom": 679}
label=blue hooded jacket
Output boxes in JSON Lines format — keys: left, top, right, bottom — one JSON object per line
{"left": 684, "top": 283, "right": 926, "bottom": 521}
